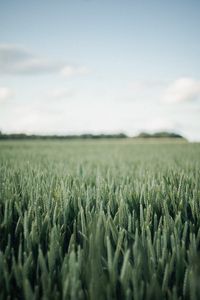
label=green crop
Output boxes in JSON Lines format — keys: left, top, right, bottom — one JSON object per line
{"left": 0, "top": 140, "right": 200, "bottom": 300}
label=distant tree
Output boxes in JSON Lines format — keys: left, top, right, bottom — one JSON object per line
{"left": 137, "top": 132, "right": 151, "bottom": 138}
{"left": 136, "top": 131, "right": 185, "bottom": 139}
{"left": 0, "top": 131, "right": 128, "bottom": 140}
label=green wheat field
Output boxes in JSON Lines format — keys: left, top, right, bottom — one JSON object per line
{"left": 0, "top": 139, "right": 200, "bottom": 300}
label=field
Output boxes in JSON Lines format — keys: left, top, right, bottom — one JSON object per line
{"left": 0, "top": 139, "right": 200, "bottom": 300}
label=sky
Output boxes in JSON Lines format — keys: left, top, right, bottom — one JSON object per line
{"left": 0, "top": 0, "right": 200, "bottom": 140}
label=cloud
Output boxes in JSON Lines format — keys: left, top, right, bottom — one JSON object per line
{"left": 0, "top": 44, "right": 89, "bottom": 77}
{"left": 47, "top": 88, "right": 75, "bottom": 99}
{"left": 141, "top": 118, "right": 178, "bottom": 132}
{"left": 0, "top": 87, "right": 14, "bottom": 102}
{"left": 0, "top": 44, "right": 61, "bottom": 75}
{"left": 61, "top": 65, "right": 90, "bottom": 77}
{"left": 163, "top": 77, "right": 200, "bottom": 103}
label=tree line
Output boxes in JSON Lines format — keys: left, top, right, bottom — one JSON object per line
{"left": 0, "top": 131, "right": 185, "bottom": 140}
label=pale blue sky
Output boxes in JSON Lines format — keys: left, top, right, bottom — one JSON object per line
{"left": 0, "top": 0, "right": 200, "bottom": 140}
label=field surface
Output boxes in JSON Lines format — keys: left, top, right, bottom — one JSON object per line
{"left": 0, "top": 140, "right": 200, "bottom": 300}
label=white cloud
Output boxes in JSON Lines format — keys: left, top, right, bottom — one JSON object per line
{"left": 163, "top": 77, "right": 200, "bottom": 103}
{"left": 61, "top": 66, "right": 90, "bottom": 77}
{"left": 0, "top": 44, "right": 61, "bottom": 75}
{"left": 141, "top": 118, "right": 178, "bottom": 133}
{"left": 0, "top": 44, "right": 89, "bottom": 77}
{"left": 47, "top": 88, "right": 75, "bottom": 99}
{"left": 0, "top": 87, "right": 14, "bottom": 102}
